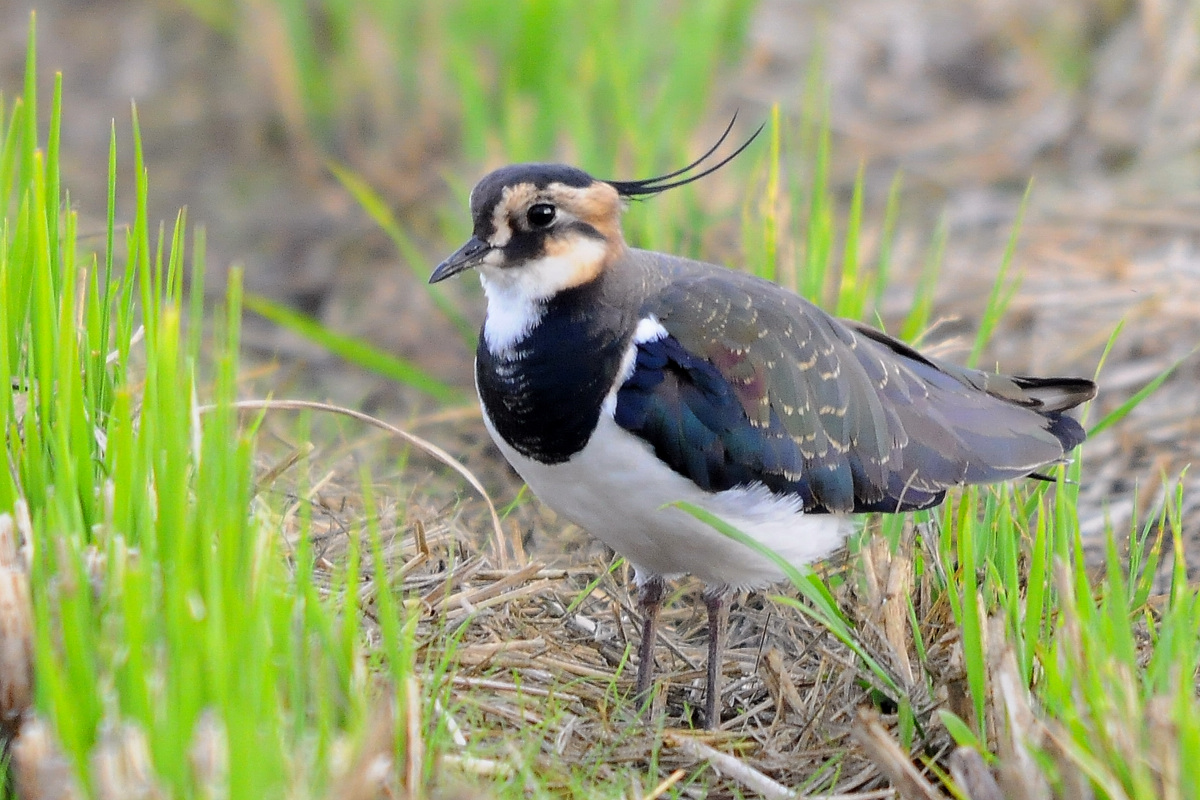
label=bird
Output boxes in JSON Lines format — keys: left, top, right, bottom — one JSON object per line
{"left": 429, "top": 119, "right": 1096, "bottom": 729}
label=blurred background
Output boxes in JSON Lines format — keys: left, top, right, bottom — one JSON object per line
{"left": 1, "top": 0, "right": 1198, "bottom": 555}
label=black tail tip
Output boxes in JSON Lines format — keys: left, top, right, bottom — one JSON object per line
{"left": 1048, "top": 412, "right": 1088, "bottom": 453}
{"left": 1013, "top": 375, "right": 1097, "bottom": 412}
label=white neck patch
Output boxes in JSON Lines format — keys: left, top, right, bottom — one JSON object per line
{"left": 479, "top": 237, "right": 608, "bottom": 355}
{"left": 600, "top": 315, "right": 669, "bottom": 417}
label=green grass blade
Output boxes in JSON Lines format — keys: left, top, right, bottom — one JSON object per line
{"left": 244, "top": 292, "right": 464, "bottom": 404}
{"left": 675, "top": 501, "right": 901, "bottom": 697}
{"left": 328, "top": 162, "right": 476, "bottom": 344}
{"left": 1088, "top": 354, "right": 1187, "bottom": 437}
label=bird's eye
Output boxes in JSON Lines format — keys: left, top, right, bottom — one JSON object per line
{"left": 526, "top": 203, "right": 556, "bottom": 229}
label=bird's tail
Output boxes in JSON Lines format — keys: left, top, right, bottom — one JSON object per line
{"left": 1011, "top": 376, "right": 1096, "bottom": 452}
{"left": 1010, "top": 375, "right": 1097, "bottom": 412}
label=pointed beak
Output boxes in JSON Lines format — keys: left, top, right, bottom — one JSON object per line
{"left": 429, "top": 236, "right": 492, "bottom": 284}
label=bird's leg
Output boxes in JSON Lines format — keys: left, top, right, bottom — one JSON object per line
{"left": 634, "top": 575, "right": 666, "bottom": 715}
{"left": 703, "top": 588, "right": 730, "bottom": 730}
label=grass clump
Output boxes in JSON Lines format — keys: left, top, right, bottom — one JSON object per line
{"left": 176, "top": 0, "right": 755, "bottom": 169}
{"left": 1, "top": 21, "right": 422, "bottom": 798}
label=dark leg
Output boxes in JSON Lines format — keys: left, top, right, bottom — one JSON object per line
{"left": 634, "top": 575, "right": 666, "bottom": 715}
{"left": 703, "top": 588, "right": 730, "bottom": 730}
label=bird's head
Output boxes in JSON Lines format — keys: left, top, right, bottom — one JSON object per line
{"left": 429, "top": 117, "right": 763, "bottom": 299}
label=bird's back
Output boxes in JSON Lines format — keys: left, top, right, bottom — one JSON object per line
{"left": 611, "top": 248, "right": 1093, "bottom": 514}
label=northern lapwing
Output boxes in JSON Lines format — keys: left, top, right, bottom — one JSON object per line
{"left": 430, "top": 120, "right": 1096, "bottom": 728}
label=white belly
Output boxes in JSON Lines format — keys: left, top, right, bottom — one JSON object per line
{"left": 482, "top": 409, "right": 854, "bottom": 589}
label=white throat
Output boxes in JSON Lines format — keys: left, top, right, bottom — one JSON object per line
{"left": 479, "top": 238, "right": 607, "bottom": 354}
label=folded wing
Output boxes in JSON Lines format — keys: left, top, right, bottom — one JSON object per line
{"left": 613, "top": 271, "right": 1095, "bottom": 514}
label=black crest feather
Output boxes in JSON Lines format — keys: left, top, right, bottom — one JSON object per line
{"left": 603, "top": 113, "right": 765, "bottom": 198}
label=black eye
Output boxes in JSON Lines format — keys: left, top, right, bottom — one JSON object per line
{"left": 526, "top": 203, "right": 556, "bottom": 229}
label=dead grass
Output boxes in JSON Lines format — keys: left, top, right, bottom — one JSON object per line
{"left": 246, "top": 411, "right": 1105, "bottom": 797}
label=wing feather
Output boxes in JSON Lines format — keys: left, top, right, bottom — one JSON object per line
{"left": 613, "top": 268, "right": 1092, "bottom": 514}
